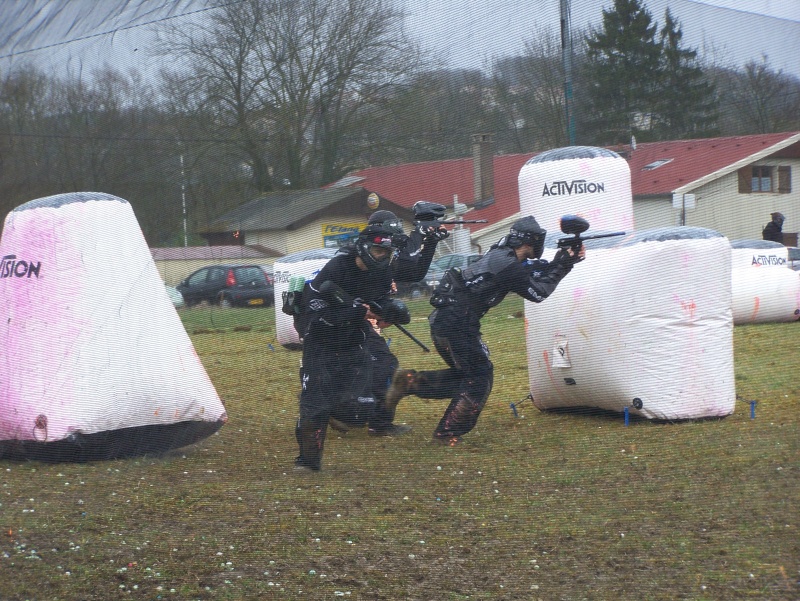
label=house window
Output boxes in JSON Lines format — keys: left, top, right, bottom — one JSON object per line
{"left": 738, "top": 166, "right": 791, "bottom": 194}
{"left": 752, "top": 166, "right": 771, "bottom": 191}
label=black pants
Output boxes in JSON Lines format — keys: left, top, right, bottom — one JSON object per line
{"left": 319, "top": 327, "right": 400, "bottom": 430}
{"left": 363, "top": 327, "right": 400, "bottom": 429}
{"left": 296, "top": 335, "right": 374, "bottom": 470}
{"left": 415, "top": 307, "right": 494, "bottom": 438}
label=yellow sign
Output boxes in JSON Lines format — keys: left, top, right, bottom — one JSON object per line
{"left": 367, "top": 192, "right": 380, "bottom": 209}
{"left": 322, "top": 222, "right": 366, "bottom": 248}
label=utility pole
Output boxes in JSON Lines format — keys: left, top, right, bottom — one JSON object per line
{"left": 560, "top": 0, "right": 576, "bottom": 145}
{"left": 180, "top": 154, "right": 188, "bottom": 247}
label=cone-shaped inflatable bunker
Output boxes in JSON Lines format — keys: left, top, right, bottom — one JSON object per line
{"left": 0, "top": 192, "right": 227, "bottom": 461}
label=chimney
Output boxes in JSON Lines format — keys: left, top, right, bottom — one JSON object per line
{"left": 472, "top": 133, "right": 495, "bottom": 206}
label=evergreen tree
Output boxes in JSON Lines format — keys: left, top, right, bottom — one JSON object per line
{"left": 580, "top": 0, "right": 662, "bottom": 145}
{"left": 654, "top": 9, "right": 718, "bottom": 139}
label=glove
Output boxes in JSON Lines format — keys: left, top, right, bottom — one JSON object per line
{"left": 417, "top": 224, "right": 450, "bottom": 241}
{"left": 553, "top": 246, "right": 584, "bottom": 266}
{"left": 369, "top": 298, "right": 411, "bottom": 325}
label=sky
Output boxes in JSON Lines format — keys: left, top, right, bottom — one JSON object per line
{"left": 403, "top": 0, "right": 800, "bottom": 76}
{"left": 1, "top": 0, "right": 799, "bottom": 78}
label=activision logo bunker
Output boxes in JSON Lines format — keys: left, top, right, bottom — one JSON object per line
{"left": 752, "top": 254, "right": 786, "bottom": 266}
{"left": 542, "top": 180, "right": 605, "bottom": 197}
{"left": 1, "top": 254, "right": 42, "bottom": 278}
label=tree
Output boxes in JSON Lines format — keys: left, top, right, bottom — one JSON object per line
{"left": 0, "top": 64, "right": 54, "bottom": 215}
{"left": 714, "top": 58, "right": 800, "bottom": 134}
{"left": 363, "top": 68, "right": 500, "bottom": 164}
{"left": 580, "top": 0, "right": 662, "bottom": 145}
{"left": 0, "top": 63, "right": 181, "bottom": 245}
{"left": 491, "top": 26, "right": 572, "bottom": 153}
{"left": 155, "top": 0, "right": 275, "bottom": 195}
{"left": 155, "top": 0, "right": 423, "bottom": 199}
{"left": 653, "top": 9, "right": 718, "bottom": 139}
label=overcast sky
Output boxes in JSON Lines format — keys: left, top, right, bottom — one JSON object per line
{"left": 404, "top": 0, "right": 800, "bottom": 76}
{"left": 2, "top": 0, "right": 799, "bottom": 78}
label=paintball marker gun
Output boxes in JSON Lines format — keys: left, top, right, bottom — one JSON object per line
{"left": 412, "top": 201, "right": 488, "bottom": 227}
{"left": 318, "top": 280, "right": 430, "bottom": 353}
{"left": 556, "top": 215, "right": 625, "bottom": 252}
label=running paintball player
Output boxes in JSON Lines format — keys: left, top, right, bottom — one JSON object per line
{"left": 383, "top": 215, "right": 584, "bottom": 445}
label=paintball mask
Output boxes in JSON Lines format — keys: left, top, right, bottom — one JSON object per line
{"left": 505, "top": 216, "right": 547, "bottom": 258}
{"left": 356, "top": 222, "right": 404, "bottom": 270}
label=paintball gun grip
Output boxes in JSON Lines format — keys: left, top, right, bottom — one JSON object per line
{"left": 318, "top": 280, "right": 429, "bottom": 352}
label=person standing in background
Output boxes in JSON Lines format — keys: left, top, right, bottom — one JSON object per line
{"left": 762, "top": 212, "right": 785, "bottom": 243}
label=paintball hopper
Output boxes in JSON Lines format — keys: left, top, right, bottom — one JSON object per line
{"left": 413, "top": 201, "right": 447, "bottom": 221}
{"left": 557, "top": 214, "right": 625, "bottom": 251}
{"left": 560, "top": 214, "right": 590, "bottom": 236}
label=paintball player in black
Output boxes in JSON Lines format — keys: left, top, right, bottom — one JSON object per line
{"left": 762, "top": 212, "right": 785, "bottom": 244}
{"left": 293, "top": 208, "right": 447, "bottom": 471}
{"left": 384, "top": 216, "right": 584, "bottom": 446}
{"left": 330, "top": 208, "right": 447, "bottom": 438}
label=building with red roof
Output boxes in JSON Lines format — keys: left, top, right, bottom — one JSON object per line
{"left": 335, "top": 131, "right": 800, "bottom": 250}
{"left": 185, "top": 132, "right": 800, "bottom": 265}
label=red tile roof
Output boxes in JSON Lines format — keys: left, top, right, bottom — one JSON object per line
{"left": 625, "top": 132, "right": 800, "bottom": 196}
{"left": 341, "top": 132, "right": 800, "bottom": 227}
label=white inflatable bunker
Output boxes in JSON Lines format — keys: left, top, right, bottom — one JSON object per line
{"left": 525, "top": 228, "right": 736, "bottom": 420}
{"left": 730, "top": 239, "right": 788, "bottom": 269}
{"left": 0, "top": 192, "right": 226, "bottom": 461}
{"left": 729, "top": 240, "right": 800, "bottom": 324}
{"left": 519, "top": 146, "right": 634, "bottom": 234}
{"left": 274, "top": 247, "right": 338, "bottom": 349}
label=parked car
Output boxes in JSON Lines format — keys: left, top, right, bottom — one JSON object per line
{"left": 260, "top": 266, "right": 275, "bottom": 285}
{"left": 165, "top": 284, "right": 185, "bottom": 309}
{"left": 394, "top": 278, "right": 430, "bottom": 299}
{"left": 177, "top": 265, "right": 275, "bottom": 308}
{"left": 423, "top": 252, "right": 483, "bottom": 292}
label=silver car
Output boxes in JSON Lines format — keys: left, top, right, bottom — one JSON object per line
{"left": 424, "top": 252, "right": 483, "bottom": 291}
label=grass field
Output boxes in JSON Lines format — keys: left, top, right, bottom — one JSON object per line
{"left": 1, "top": 297, "right": 798, "bottom": 600}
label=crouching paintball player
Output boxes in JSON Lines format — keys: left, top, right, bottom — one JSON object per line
{"left": 291, "top": 209, "right": 447, "bottom": 471}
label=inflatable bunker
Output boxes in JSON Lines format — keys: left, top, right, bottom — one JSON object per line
{"left": 525, "top": 227, "right": 736, "bottom": 420}
{"left": 729, "top": 239, "right": 800, "bottom": 324}
{"left": 518, "top": 145, "right": 635, "bottom": 234}
{"left": 0, "top": 192, "right": 227, "bottom": 462}
{"left": 274, "top": 247, "right": 339, "bottom": 349}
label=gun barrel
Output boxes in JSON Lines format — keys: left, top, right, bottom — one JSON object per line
{"left": 557, "top": 231, "right": 626, "bottom": 247}
{"left": 582, "top": 231, "right": 626, "bottom": 241}
{"left": 394, "top": 323, "right": 430, "bottom": 352}
{"left": 416, "top": 219, "right": 488, "bottom": 225}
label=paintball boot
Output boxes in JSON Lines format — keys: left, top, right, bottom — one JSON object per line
{"left": 293, "top": 457, "right": 320, "bottom": 472}
{"left": 328, "top": 417, "right": 350, "bottom": 433}
{"left": 384, "top": 369, "right": 417, "bottom": 411}
{"left": 294, "top": 420, "right": 326, "bottom": 472}
{"left": 432, "top": 433, "right": 462, "bottom": 447}
{"left": 368, "top": 423, "right": 412, "bottom": 437}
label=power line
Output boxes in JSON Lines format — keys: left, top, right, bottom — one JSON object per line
{"left": 684, "top": 0, "right": 800, "bottom": 23}
{"left": 0, "top": 1, "right": 245, "bottom": 61}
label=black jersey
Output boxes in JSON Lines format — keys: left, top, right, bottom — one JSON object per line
{"left": 437, "top": 246, "right": 574, "bottom": 321}
{"left": 762, "top": 221, "right": 783, "bottom": 243}
{"left": 298, "top": 229, "right": 436, "bottom": 346}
